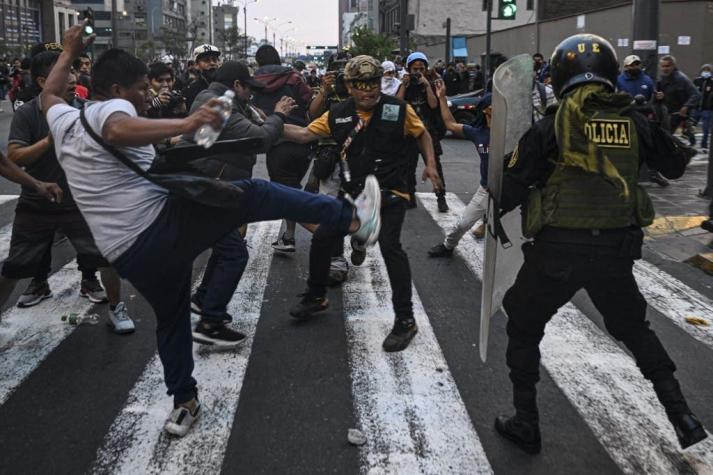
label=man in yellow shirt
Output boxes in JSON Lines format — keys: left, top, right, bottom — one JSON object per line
{"left": 284, "top": 55, "right": 441, "bottom": 351}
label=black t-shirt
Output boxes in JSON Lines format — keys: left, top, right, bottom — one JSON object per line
{"left": 8, "top": 97, "right": 77, "bottom": 212}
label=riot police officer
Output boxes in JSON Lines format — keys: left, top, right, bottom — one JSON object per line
{"left": 495, "top": 34, "right": 706, "bottom": 453}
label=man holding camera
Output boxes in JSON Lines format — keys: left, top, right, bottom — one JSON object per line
{"left": 397, "top": 52, "right": 448, "bottom": 211}
{"left": 147, "top": 62, "right": 187, "bottom": 119}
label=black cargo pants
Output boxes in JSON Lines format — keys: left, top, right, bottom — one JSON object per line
{"left": 502, "top": 234, "right": 677, "bottom": 392}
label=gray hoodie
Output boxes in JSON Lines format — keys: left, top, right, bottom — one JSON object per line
{"left": 183, "top": 82, "right": 285, "bottom": 180}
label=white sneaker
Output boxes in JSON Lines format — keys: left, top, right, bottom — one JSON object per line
{"left": 165, "top": 399, "right": 201, "bottom": 437}
{"left": 351, "top": 175, "right": 381, "bottom": 247}
{"left": 108, "top": 302, "right": 135, "bottom": 334}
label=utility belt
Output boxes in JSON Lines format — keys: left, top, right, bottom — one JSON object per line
{"left": 536, "top": 226, "right": 644, "bottom": 258}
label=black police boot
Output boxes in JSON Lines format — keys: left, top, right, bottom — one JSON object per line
{"left": 654, "top": 379, "right": 709, "bottom": 449}
{"left": 382, "top": 318, "right": 418, "bottom": 352}
{"left": 289, "top": 292, "right": 329, "bottom": 321}
{"left": 495, "top": 389, "right": 542, "bottom": 454}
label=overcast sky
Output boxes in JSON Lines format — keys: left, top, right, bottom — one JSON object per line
{"left": 225, "top": 0, "right": 339, "bottom": 54}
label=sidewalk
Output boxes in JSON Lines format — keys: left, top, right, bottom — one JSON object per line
{"left": 643, "top": 135, "right": 713, "bottom": 274}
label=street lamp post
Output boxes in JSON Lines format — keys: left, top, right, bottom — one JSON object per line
{"left": 254, "top": 16, "right": 277, "bottom": 45}
{"left": 237, "top": 0, "right": 259, "bottom": 59}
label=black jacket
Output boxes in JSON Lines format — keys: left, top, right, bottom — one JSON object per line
{"left": 657, "top": 70, "right": 701, "bottom": 113}
{"left": 694, "top": 76, "right": 713, "bottom": 111}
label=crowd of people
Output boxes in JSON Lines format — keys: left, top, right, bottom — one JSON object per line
{"left": 0, "top": 22, "right": 709, "bottom": 454}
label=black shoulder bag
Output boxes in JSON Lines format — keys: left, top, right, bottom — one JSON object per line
{"left": 79, "top": 108, "right": 245, "bottom": 208}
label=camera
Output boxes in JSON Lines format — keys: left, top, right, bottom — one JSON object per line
{"left": 167, "top": 91, "right": 185, "bottom": 109}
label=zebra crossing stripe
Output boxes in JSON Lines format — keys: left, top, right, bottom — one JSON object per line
{"left": 0, "top": 260, "right": 95, "bottom": 405}
{"left": 0, "top": 223, "right": 13, "bottom": 261}
{"left": 419, "top": 192, "right": 713, "bottom": 473}
{"left": 343, "top": 242, "right": 493, "bottom": 474}
{"left": 633, "top": 259, "right": 713, "bottom": 350}
{"left": 90, "top": 221, "right": 281, "bottom": 474}
{"left": 0, "top": 195, "right": 19, "bottom": 206}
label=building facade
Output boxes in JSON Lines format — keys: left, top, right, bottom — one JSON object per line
{"left": 0, "top": 0, "right": 42, "bottom": 53}
{"left": 212, "top": 3, "right": 237, "bottom": 58}
{"left": 339, "top": 0, "right": 367, "bottom": 48}
{"left": 379, "top": 0, "right": 537, "bottom": 60}
{"left": 190, "top": 0, "right": 212, "bottom": 46}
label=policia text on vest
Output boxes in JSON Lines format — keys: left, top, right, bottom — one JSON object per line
{"left": 584, "top": 119, "right": 631, "bottom": 148}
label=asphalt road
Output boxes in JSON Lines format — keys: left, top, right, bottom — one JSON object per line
{"left": 0, "top": 105, "right": 712, "bottom": 474}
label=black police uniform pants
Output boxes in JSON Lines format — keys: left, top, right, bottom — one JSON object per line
{"left": 307, "top": 194, "right": 414, "bottom": 321}
{"left": 502, "top": 240, "right": 677, "bottom": 392}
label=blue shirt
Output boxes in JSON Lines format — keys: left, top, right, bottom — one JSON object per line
{"left": 617, "top": 71, "right": 655, "bottom": 101}
{"left": 462, "top": 124, "right": 490, "bottom": 187}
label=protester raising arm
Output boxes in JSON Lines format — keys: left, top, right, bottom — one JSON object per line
{"left": 42, "top": 22, "right": 223, "bottom": 148}
{"left": 434, "top": 80, "right": 465, "bottom": 137}
{"left": 0, "top": 152, "right": 63, "bottom": 203}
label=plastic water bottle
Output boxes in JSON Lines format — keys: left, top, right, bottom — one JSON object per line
{"left": 61, "top": 313, "right": 100, "bottom": 326}
{"left": 194, "top": 89, "right": 235, "bottom": 148}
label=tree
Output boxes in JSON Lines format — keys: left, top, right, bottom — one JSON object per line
{"left": 136, "top": 40, "right": 158, "bottom": 62}
{"left": 224, "top": 26, "right": 241, "bottom": 60}
{"left": 349, "top": 26, "right": 396, "bottom": 61}
{"left": 161, "top": 27, "right": 190, "bottom": 60}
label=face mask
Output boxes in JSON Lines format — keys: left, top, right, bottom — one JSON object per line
{"left": 702, "top": 71, "right": 712, "bottom": 79}
{"left": 382, "top": 76, "right": 394, "bottom": 86}
{"left": 629, "top": 69, "right": 641, "bottom": 77}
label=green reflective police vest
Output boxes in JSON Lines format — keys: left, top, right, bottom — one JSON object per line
{"left": 525, "top": 100, "right": 655, "bottom": 237}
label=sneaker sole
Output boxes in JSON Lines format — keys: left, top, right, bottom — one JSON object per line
{"left": 165, "top": 406, "right": 201, "bottom": 437}
{"left": 80, "top": 292, "right": 109, "bottom": 304}
{"left": 272, "top": 246, "right": 296, "bottom": 253}
{"left": 16, "top": 293, "right": 52, "bottom": 308}
{"left": 107, "top": 321, "right": 136, "bottom": 334}
{"left": 191, "top": 332, "right": 246, "bottom": 347}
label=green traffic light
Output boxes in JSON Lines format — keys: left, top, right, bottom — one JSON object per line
{"left": 84, "top": 25, "right": 94, "bottom": 35}
{"left": 503, "top": 5, "right": 516, "bottom": 17}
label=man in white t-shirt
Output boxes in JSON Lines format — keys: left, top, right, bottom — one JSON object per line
{"left": 42, "top": 23, "right": 382, "bottom": 437}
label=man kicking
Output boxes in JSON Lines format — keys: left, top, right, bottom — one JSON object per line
{"left": 42, "top": 24, "right": 381, "bottom": 437}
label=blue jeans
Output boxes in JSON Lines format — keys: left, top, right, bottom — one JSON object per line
{"left": 113, "top": 179, "right": 353, "bottom": 404}
{"left": 700, "top": 110, "right": 712, "bottom": 147}
{"left": 193, "top": 227, "right": 249, "bottom": 321}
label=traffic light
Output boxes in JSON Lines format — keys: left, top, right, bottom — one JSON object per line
{"left": 498, "top": 0, "right": 517, "bottom": 20}
{"left": 82, "top": 8, "right": 94, "bottom": 35}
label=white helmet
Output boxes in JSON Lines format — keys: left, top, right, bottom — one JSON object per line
{"left": 192, "top": 44, "right": 221, "bottom": 61}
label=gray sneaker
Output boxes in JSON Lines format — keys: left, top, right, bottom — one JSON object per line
{"left": 165, "top": 398, "right": 201, "bottom": 437}
{"left": 17, "top": 279, "right": 52, "bottom": 308}
{"left": 108, "top": 302, "right": 135, "bottom": 334}
{"left": 351, "top": 175, "right": 381, "bottom": 247}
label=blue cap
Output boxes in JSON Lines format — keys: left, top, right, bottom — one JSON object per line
{"left": 406, "top": 52, "right": 429, "bottom": 68}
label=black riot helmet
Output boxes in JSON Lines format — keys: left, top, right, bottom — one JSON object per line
{"left": 550, "top": 34, "right": 619, "bottom": 99}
